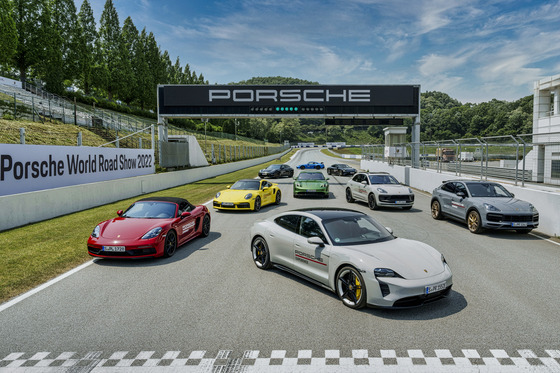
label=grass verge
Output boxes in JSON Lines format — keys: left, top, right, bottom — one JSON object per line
{"left": 0, "top": 150, "right": 294, "bottom": 304}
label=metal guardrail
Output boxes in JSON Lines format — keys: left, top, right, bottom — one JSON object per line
{"left": 362, "top": 132, "right": 560, "bottom": 187}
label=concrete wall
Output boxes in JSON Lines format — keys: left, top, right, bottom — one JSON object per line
{"left": 362, "top": 159, "right": 560, "bottom": 237}
{"left": 0, "top": 150, "right": 289, "bottom": 232}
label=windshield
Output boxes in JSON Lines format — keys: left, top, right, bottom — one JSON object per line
{"left": 122, "top": 201, "right": 177, "bottom": 219}
{"left": 322, "top": 215, "right": 394, "bottom": 246}
{"left": 368, "top": 174, "right": 399, "bottom": 185}
{"left": 337, "top": 164, "right": 351, "bottom": 168}
{"left": 466, "top": 182, "right": 513, "bottom": 198}
{"left": 265, "top": 165, "right": 282, "bottom": 170}
{"left": 298, "top": 173, "right": 325, "bottom": 181}
{"left": 231, "top": 180, "right": 261, "bottom": 190}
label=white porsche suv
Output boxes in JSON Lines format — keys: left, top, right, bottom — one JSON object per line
{"left": 345, "top": 172, "right": 414, "bottom": 210}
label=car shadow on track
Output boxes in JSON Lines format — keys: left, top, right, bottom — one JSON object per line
{"left": 213, "top": 202, "right": 289, "bottom": 214}
{"left": 269, "top": 267, "right": 467, "bottom": 321}
{"left": 434, "top": 219, "right": 544, "bottom": 240}
{"left": 92, "top": 231, "right": 222, "bottom": 267}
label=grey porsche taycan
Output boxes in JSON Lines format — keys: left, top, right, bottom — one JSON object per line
{"left": 250, "top": 208, "right": 453, "bottom": 309}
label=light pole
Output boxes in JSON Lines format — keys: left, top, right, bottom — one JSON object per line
{"left": 234, "top": 119, "right": 239, "bottom": 141}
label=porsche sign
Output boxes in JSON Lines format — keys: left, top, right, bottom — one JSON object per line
{"left": 158, "top": 84, "right": 420, "bottom": 118}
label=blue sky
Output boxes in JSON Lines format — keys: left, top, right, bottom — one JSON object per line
{"left": 86, "top": 0, "right": 560, "bottom": 103}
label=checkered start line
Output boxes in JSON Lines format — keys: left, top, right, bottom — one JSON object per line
{"left": 2, "top": 349, "right": 560, "bottom": 372}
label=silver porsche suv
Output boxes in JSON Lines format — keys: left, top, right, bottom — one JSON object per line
{"left": 430, "top": 180, "right": 539, "bottom": 234}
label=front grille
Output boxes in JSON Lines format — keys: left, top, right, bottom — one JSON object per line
{"left": 379, "top": 195, "right": 413, "bottom": 203}
{"left": 88, "top": 246, "right": 157, "bottom": 257}
{"left": 486, "top": 213, "right": 536, "bottom": 223}
{"left": 392, "top": 285, "right": 452, "bottom": 308}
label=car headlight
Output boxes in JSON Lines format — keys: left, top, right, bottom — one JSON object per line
{"left": 483, "top": 203, "right": 500, "bottom": 212}
{"left": 295, "top": 183, "right": 301, "bottom": 187}
{"left": 374, "top": 268, "right": 403, "bottom": 278}
{"left": 377, "top": 188, "right": 388, "bottom": 193}
{"left": 215, "top": 192, "right": 221, "bottom": 198}
{"left": 408, "top": 188, "right": 413, "bottom": 194}
{"left": 530, "top": 204, "right": 538, "bottom": 213}
{"left": 91, "top": 225, "right": 101, "bottom": 238}
{"left": 441, "top": 254, "right": 448, "bottom": 265}
{"left": 244, "top": 193, "right": 253, "bottom": 200}
{"left": 142, "top": 227, "right": 162, "bottom": 239}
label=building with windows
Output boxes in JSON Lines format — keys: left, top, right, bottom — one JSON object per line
{"left": 531, "top": 74, "right": 560, "bottom": 184}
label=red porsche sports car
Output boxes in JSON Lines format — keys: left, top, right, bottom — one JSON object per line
{"left": 87, "top": 197, "right": 210, "bottom": 258}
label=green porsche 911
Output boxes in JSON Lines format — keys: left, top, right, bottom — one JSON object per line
{"left": 293, "top": 171, "right": 329, "bottom": 198}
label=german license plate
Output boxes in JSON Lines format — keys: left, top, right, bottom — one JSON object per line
{"left": 395, "top": 200, "right": 407, "bottom": 204}
{"left": 512, "top": 222, "right": 527, "bottom": 227}
{"left": 222, "top": 202, "right": 234, "bottom": 207}
{"left": 306, "top": 189, "right": 316, "bottom": 192}
{"left": 425, "top": 282, "right": 446, "bottom": 294}
{"left": 103, "top": 246, "right": 125, "bottom": 252}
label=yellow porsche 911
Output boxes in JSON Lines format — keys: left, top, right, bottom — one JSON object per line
{"left": 213, "top": 179, "right": 281, "bottom": 211}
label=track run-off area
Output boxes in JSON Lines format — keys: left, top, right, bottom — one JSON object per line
{"left": 1, "top": 149, "right": 559, "bottom": 373}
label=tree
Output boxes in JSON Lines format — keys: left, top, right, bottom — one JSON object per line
{"left": 0, "top": 0, "right": 18, "bottom": 67}
{"left": 96, "top": 0, "right": 125, "bottom": 99}
{"left": 119, "top": 16, "right": 138, "bottom": 104}
{"left": 76, "top": 0, "right": 96, "bottom": 94}
{"left": 11, "top": 0, "right": 45, "bottom": 84}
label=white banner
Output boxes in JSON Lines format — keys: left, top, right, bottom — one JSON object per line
{"left": 0, "top": 144, "right": 154, "bottom": 196}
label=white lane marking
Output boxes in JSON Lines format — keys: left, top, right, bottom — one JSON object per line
{"left": 0, "top": 260, "right": 94, "bottom": 313}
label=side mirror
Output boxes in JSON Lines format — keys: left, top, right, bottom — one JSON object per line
{"left": 326, "top": 178, "right": 330, "bottom": 181}
{"left": 457, "top": 191, "right": 466, "bottom": 198}
{"left": 117, "top": 210, "right": 123, "bottom": 216}
{"left": 385, "top": 227, "right": 393, "bottom": 235}
{"left": 226, "top": 185, "right": 231, "bottom": 189}
{"left": 361, "top": 181, "right": 367, "bottom": 185}
{"left": 511, "top": 193, "right": 515, "bottom": 197}
{"left": 263, "top": 187, "right": 270, "bottom": 191}
{"left": 181, "top": 211, "right": 191, "bottom": 219}
{"left": 307, "top": 236, "right": 325, "bottom": 246}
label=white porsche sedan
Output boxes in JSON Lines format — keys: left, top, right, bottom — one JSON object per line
{"left": 250, "top": 208, "right": 452, "bottom": 309}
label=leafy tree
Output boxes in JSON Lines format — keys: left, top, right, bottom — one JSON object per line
{"left": 76, "top": 0, "right": 96, "bottom": 94}
{"left": 119, "top": 16, "right": 138, "bottom": 104}
{"left": 0, "top": 0, "right": 18, "bottom": 67}
{"left": 96, "top": 0, "right": 125, "bottom": 100}
{"left": 11, "top": 0, "right": 45, "bottom": 84}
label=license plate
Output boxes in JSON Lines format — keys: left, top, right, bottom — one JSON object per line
{"left": 103, "top": 246, "right": 126, "bottom": 252}
{"left": 221, "top": 202, "right": 234, "bottom": 207}
{"left": 395, "top": 200, "right": 407, "bottom": 204}
{"left": 306, "top": 189, "right": 316, "bottom": 192}
{"left": 425, "top": 282, "right": 446, "bottom": 294}
{"left": 512, "top": 222, "right": 527, "bottom": 227}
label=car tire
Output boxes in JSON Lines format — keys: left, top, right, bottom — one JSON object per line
{"left": 336, "top": 266, "right": 367, "bottom": 309}
{"left": 345, "top": 188, "right": 354, "bottom": 203}
{"left": 251, "top": 236, "right": 272, "bottom": 269}
{"left": 201, "top": 214, "right": 211, "bottom": 238}
{"left": 368, "top": 193, "right": 377, "bottom": 210}
{"left": 336, "top": 170, "right": 341, "bottom": 176}
{"left": 275, "top": 190, "right": 282, "bottom": 205}
{"left": 467, "top": 210, "right": 483, "bottom": 234}
{"left": 253, "top": 196, "right": 261, "bottom": 212}
{"left": 431, "top": 200, "right": 444, "bottom": 220}
{"left": 327, "top": 169, "right": 331, "bottom": 175}
{"left": 299, "top": 166, "right": 305, "bottom": 170}
{"left": 315, "top": 166, "right": 321, "bottom": 169}
{"left": 163, "top": 230, "right": 177, "bottom": 258}
{"left": 289, "top": 171, "right": 294, "bottom": 177}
